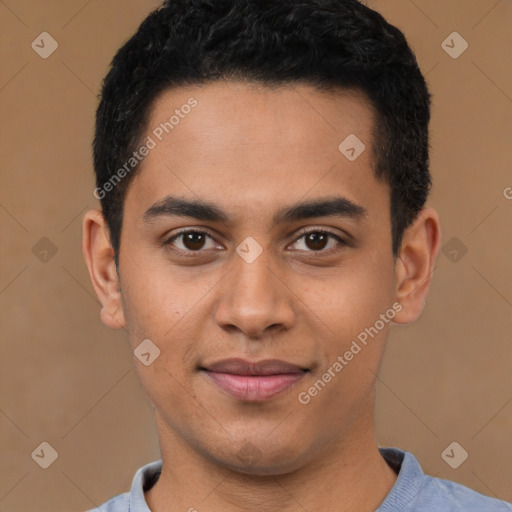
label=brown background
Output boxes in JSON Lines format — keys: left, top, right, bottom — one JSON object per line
{"left": 0, "top": 0, "right": 511, "bottom": 510}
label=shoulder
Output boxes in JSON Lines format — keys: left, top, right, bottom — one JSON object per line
{"left": 84, "top": 491, "right": 130, "bottom": 511}
{"left": 83, "top": 459, "right": 162, "bottom": 512}
{"left": 417, "top": 474, "right": 512, "bottom": 511}
{"left": 378, "top": 447, "right": 511, "bottom": 512}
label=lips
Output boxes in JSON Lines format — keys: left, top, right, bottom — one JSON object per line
{"left": 203, "top": 358, "right": 308, "bottom": 375}
{"left": 200, "top": 358, "right": 309, "bottom": 401}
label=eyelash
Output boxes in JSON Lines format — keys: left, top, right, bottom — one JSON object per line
{"left": 163, "top": 227, "right": 348, "bottom": 257}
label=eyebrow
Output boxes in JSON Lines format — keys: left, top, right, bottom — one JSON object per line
{"left": 143, "top": 195, "right": 368, "bottom": 227}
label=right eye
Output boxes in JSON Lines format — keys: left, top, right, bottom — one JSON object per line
{"left": 163, "top": 229, "right": 223, "bottom": 253}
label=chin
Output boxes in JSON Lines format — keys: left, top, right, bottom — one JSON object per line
{"left": 205, "top": 440, "right": 311, "bottom": 477}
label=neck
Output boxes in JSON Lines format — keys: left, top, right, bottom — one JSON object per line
{"left": 145, "top": 396, "right": 397, "bottom": 512}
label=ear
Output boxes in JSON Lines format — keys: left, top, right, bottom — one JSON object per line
{"left": 82, "top": 209, "right": 126, "bottom": 329}
{"left": 393, "top": 208, "right": 442, "bottom": 325}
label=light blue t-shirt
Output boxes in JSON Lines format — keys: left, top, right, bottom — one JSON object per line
{"left": 86, "top": 447, "right": 512, "bottom": 511}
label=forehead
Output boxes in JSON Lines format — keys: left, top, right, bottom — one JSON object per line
{"left": 146, "top": 80, "right": 375, "bottom": 155}
{"left": 125, "top": 80, "right": 387, "bottom": 224}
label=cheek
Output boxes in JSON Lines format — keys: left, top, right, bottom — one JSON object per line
{"left": 124, "top": 297, "right": 200, "bottom": 415}
{"left": 296, "top": 302, "right": 389, "bottom": 430}
{"left": 302, "top": 259, "right": 395, "bottom": 341}
{"left": 295, "top": 255, "right": 395, "bottom": 408}
{"left": 120, "top": 263, "right": 197, "bottom": 343}
{"left": 119, "top": 262, "right": 209, "bottom": 372}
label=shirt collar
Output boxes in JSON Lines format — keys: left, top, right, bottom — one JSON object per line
{"left": 376, "top": 447, "right": 426, "bottom": 511}
{"left": 128, "top": 459, "right": 162, "bottom": 511}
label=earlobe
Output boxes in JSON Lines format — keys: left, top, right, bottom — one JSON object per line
{"left": 82, "top": 209, "right": 126, "bottom": 329}
{"left": 393, "top": 208, "right": 441, "bottom": 325}
{"left": 100, "top": 305, "right": 126, "bottom": 330}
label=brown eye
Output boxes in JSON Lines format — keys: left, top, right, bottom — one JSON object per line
{"left": 290, "top": 229, "right": 346, "bottom": 254}
{"left": 181, "top": 232, "right": 207, "bottom": 251}
{"left": 165, "top": 230, "right": 217, "bottom": 252}
{"left": 304, "top": 232, "right": 329, "bottom": 251}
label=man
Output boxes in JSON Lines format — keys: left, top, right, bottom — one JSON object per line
{"left": 82, "top": 0, "right": 511, "bottom": 510}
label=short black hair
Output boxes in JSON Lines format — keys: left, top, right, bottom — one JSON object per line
{"left": 93, "top": 0, "right": 432, "bottom": 264}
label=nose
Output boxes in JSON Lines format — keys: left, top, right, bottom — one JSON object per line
{"left": 213, "top": 246, "right": 295, "bottom": 338}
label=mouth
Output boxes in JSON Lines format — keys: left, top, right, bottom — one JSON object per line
{"left": 199, "top": 358, "right": 310, "bottom": 401}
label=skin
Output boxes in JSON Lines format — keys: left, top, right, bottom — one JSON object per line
{"left": 83, "top": 80, "right": 441, "bottom": 512}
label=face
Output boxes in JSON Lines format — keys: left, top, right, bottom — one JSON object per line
{"left": 84, "top": 80, "right": 440, "bottom": 475}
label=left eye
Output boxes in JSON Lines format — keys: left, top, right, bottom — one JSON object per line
{"left": 164, "top": 229, "right": 346, "bottom": 253}
{"left": 290, "top": 230, "right": 346, "bottom": 252}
